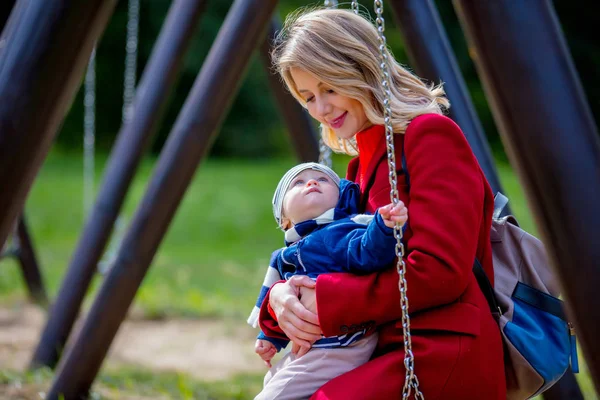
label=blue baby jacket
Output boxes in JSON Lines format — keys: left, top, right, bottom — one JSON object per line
{"left": 248, "top": 179, "right": 399, "bottom": 351}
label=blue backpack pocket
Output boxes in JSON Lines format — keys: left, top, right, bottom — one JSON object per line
{"left": 503, "top": 282, "right": 573, "bottom": 395}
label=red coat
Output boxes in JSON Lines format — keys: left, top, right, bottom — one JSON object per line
{"left": 261, "top": 114, "right": 506, "bottom": 399}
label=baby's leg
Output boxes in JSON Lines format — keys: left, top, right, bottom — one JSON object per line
{"left": 255, "top": 333, "right": 378, "bottom": 400}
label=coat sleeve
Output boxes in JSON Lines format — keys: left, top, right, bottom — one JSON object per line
{"left": 315, "top": 115, "right": 486, "bottom": 337}
{"left": 325, "top": 212, "right": 397, "bottom": 273}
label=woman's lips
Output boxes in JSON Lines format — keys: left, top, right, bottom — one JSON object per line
{"left": 329, "top": 112, "right": 347, "bottom": 129}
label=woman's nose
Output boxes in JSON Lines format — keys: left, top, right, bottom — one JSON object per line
{"left": 315, "top": 98, "right": 331, "bottom": 119}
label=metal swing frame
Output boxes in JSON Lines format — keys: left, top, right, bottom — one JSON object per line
{"left": 0, "top": 0, "right": 596, "bottom": 398}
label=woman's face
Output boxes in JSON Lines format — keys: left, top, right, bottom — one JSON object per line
{"left": 290, "top": 68, "right": 371, "bottom": 140}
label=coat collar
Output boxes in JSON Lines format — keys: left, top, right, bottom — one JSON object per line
{"left": 356, "top": 125, "right": 387, "bottom": 194}
{"left": 348, "top": 125, "right": 388, "bottom": 209}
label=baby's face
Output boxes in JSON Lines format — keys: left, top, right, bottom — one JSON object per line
{"left": 282, "top": 170, "right": 339, "bottom": 228}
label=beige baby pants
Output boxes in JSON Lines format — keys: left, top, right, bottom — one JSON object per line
{"left": 255, "top": 332, "right": 378, "bottom": 400}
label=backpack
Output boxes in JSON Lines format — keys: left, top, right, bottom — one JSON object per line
{"left": 400, "top": 152, "right": 578, "bottom": 400}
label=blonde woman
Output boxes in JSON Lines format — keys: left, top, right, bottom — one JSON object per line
{"left": 257, "top": 8, "right": 506, "bottom": 399}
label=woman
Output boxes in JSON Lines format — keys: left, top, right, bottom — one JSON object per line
{"left": 258, "top": 8, "right": 506, "bottom": 399}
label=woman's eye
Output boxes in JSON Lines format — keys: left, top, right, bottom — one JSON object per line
{"left": 306, "top": 96, "right": 314, "bottom": 103}
{"left": 326, "top": 89, "right": 335, "bottom": 94}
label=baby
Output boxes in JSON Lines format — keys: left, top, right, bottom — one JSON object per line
{"left": 248, "top": 162, "right": 407, "bottom": 400}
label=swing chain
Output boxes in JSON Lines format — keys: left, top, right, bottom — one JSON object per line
{"left": 123, "top": 0, "right": 140, "bottom": 124}
{"left": 83, "top": 47, "right": 96, "bottom": 218}
{"left": 374, "top": 1, "right": 423, "bottom": 398}
{"left": 318, "top": 137, "right": 333, "bottom": 168}
{"left": 320, "top": 0, "right": 335, "bottom": 167}
{"left": 351, "top": 1, "right": 359, "bottom": 14}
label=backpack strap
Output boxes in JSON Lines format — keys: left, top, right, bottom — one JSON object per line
{"left": 401, "top": 147, "right": 409, "bottom": 187}
{"left": 401, "top": 143, "right": 499, "bottom": 316}
{"left": 472, "top": 259, "right": 501, "bottom": 316}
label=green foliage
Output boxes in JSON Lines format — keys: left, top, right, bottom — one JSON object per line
{"left": 54, "top": 1, "right": 600, "bottom": 158}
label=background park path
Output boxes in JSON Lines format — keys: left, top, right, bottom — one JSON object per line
{"left": 0, "top": 303, "right": 264, "bottom": 381}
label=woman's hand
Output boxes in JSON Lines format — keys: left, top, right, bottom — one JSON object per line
{"left": 299, "top": 284, "right": 317, "bottom": 314}
{"left": 269, "top": 275, "right": 322, "bottom": 351}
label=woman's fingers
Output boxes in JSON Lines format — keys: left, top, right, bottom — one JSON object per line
{"left": 296, "top": 344, "right": 310, "bottom": 358}
{"left": 288, "top": 297, "right": 321, "bottom": 330}
{"left": 291, "top": 341, "right": 301, "bottom": 355}
{"left": 268, "top": 278, "right": 322, "bottom": 349}
{"left": 279, "top": 309, "right": 322, "bottom": 342}
{"left": 288, "top": 274, "right": 316, "bottom": 290}
{"left": 299, "top": 286, "right": 317, "bottom": 314}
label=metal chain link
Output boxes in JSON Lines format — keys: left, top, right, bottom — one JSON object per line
{"left": 373, "top": 1, "right": 423, "bottom": 398}
{"left": 98, "top": 0, "right": 140, "bottom": 275}
{"left": 84, "top": 47, "right": 96, "bottom": 218}
{"left": 318, "top": 137, "right": 333, "bottom": 168}
{"left": 319, "top": 0, "right": 336, "bottom": 168}
{"left": 351, "top": 0, "right": 359, "bottom": 14}
{"left": 122, "top": 0, "right": 140, "bottom": 124}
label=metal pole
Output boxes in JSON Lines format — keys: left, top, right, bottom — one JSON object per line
{"left": 30, "top": 0, "right": 208, "bottom": 370}
{"left": 388, "top": 0, "right": 504, "bottom": 197}
{"left": 16, "top": 216, "right": 48, "bottom": 307}
{"left": 0, "top": 0, "right": 15, "bottom": 33}
{"left": 453, "top": 0, "right": 600, "bottom": 394}
{"left": 0, "top": 0, "right": 118, "bottom": 247}
{"left": 47, "top": 0, "right": 277, "bottom": 397}
{"left": 260, "top": 18, "right": 320, "bottom": 162}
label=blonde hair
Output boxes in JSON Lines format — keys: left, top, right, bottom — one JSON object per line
{"left": 272, "top": 8, "right": 450, "bottom": 155}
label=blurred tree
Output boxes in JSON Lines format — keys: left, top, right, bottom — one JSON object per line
{"left": 54, "top": 0, "right": 598, "bottom": 159}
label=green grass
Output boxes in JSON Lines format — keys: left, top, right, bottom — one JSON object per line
{"left": 0, "top": 150, "right": 351, "bottom": 318}
{"left": 0, "top": 366, "right": 264, "bottom": 399}
{"left": 0, "top": 151, "right": 597, "bottom": 398}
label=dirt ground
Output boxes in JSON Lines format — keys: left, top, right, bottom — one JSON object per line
{"left": 0, "top": 303, "right": 264, "bottom": 381}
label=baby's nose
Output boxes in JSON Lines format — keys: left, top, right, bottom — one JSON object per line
{"left": 306, "top": 179, "right": 318, "bottom": 187}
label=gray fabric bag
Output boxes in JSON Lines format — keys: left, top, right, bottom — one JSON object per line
{"left": 473, "top": 193, "right": 578, "bottom": 400}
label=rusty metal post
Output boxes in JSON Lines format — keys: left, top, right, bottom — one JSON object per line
{"left": 30, "top": 0, "right": 208, "bottom": 370}
{"left": 260, "top": 18, "right": 320, "bottom": 162}
{"left": 0, "top": 0, "right": 118, "bottom": 247}
{"left": 47, "top": 0, "right": 278, "bottom": 398}
{"left": 453, "top": 0, "right": 600, "bottom": 395}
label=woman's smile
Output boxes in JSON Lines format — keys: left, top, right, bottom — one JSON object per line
{"left": 328, "top": 112, "right": 347, "bottom": 129}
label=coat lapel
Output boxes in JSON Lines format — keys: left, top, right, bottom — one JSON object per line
{"left": 359, "top": 131, "right": 387, "bottom": 208}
